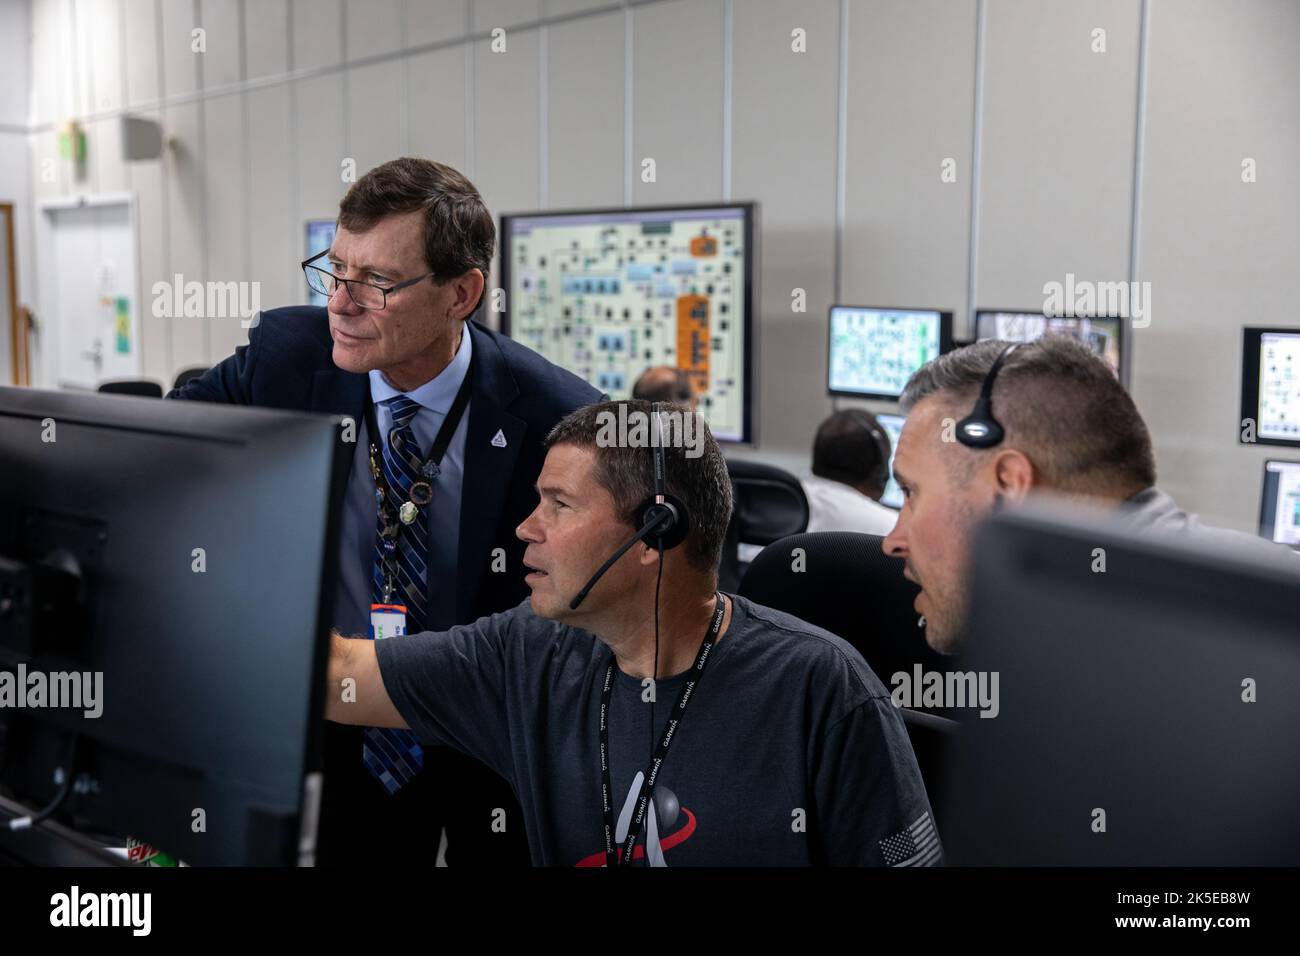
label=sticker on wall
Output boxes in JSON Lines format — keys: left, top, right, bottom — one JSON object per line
{"left": 102, "top": 295, "right": 132, "bottom": 354}
{"left": 114, "top": 296, "right": 131, "bottom": 354}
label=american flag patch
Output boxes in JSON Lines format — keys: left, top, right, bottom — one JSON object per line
{"left": 880, "top": 812, "right": 943, "bottom": 866}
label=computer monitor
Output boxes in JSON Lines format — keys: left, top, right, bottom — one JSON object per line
{"left": 305, "top": 219, "right": 337, "bottom": 307}
{"left": 939, "top": 504, "right": 1300, "bottom": 865}
{"left": 876, "top": 412, "right": 905, "bottom": 510}
{"left": 499, "top": 203, "right": 756, "bottom": 442}
{"left": 0, "top": 386, "right": 347, "bottom": 865}
{"left": 1240, "top": 327, "right": 1300, "bottom": 447}
{"left": 827, "top": 306, "right": 953, "bottom": 400}
{"left": 1259, "top": 459, "right": 1300, "bottom": 547}
{"left": 974, "top": 310, "right": 1125, "bottom": 382}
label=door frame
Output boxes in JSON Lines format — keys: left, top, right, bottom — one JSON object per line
{"left": 0, "top": 202, "right": 19, "bottom": 385}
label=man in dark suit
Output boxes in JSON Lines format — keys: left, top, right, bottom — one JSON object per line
{"left": 169, "top": 157, "right": 600, "bottom": 866}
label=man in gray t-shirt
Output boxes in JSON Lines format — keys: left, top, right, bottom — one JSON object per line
{"left": 327, "top": 400, "right": 939, "bottom": 866}
{"left": 369, "top": 595, "right": 935, "bottom": 866}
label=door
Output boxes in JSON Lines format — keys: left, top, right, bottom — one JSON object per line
{"left": 39, "top": 196, "right": 140, "bottom": 389}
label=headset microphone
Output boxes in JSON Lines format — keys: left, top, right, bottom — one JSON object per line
{"left": 568, "top": 403, "right": 692, "bottom": 611}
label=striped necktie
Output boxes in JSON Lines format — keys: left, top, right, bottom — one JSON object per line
{"left": 363, "top": 395, "right": 429, "bottom": 794}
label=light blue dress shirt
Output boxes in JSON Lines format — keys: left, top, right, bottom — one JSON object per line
{"left": 334, "top": 326, "right": 473, "bottom": 635}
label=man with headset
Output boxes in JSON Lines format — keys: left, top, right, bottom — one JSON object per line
{"left": 326, "top": 400, "right": 939, "bottom": 866}
{"left": 803, "top": 409, "right": 898, "bottom": 535}
{"left": 884, "top": 336, "right": 1300, "bottom": 654}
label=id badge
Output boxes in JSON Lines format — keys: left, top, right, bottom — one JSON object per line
{"left": 370, "top": 603, "right": 407, "bottom": 640}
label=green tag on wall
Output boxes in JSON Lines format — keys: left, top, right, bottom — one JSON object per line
{"left": 114, "top": 297, "right": 130, "bottom": 354}
{"left": 57, "top": 123, "right": 86, "bottom": 163}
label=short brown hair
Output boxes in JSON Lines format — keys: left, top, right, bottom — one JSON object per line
{"left": 544, "top": 400, "right": 733, "bottom": 575}
{"left": 899, "top": 336, "right": 1157, "bottom": 494}
{"left": 338, "top": 157, "right": 495, "bottom": 302}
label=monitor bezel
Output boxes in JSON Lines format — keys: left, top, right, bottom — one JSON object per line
{"left": 0, "top": 385, "right": 346, "bottom": 865}
{"left": 874, "top": 410, "right": 907, "bottom": 511}
{"left": 1258, "top": 457, "right": 1300, "bottom": 544}
{"left": 304, "top": 218, "right": 337, "bottom": 308}
{"left": 825, "top": 305, "right": 955, "bottom": 400}
{"left": 973, "top": 308, "right": 1129, "bottom": 387}
{"left": 498, "top": 201, "right": 758, "bottom": 444}
{"left": 1240, "top": 326, "right": 1300, "bottom": 449}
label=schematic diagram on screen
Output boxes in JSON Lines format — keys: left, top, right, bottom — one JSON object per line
{"left": 505, "top": 208, "right": 749, "bottom": 441}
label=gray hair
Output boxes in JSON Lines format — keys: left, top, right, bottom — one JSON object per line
{"left": 900, "top": 336, "right": 1156, "bottom": 493}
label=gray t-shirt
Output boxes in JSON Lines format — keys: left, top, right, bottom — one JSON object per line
{"left": 1120, "top": 486, "right": 1300, "bottom": 569}
{"left": 373, "top": 593, "right": 939, "bottom": 867}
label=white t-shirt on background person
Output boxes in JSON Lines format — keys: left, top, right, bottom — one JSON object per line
{"left": 801, "top": 474, "right": 899, "bottom": 536}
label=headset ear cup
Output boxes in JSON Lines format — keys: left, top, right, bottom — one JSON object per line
{"left": 956, "top": 342, "right": 1017, "bottom": 449}
{"left": 872, "top": 429, "right": 892, "bottom": 490}
{"left": 638, "top": 495, "right": 691, "bottom": 551}
{"left": 874, "top": 462, "right": 891, "bottom": 493}
{"left": 956, "top": 412, "right": 1004, "bottom": 448}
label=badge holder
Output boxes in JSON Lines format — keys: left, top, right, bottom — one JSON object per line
{"left": 370, "top": 603, "right": 407, "bottom": 640}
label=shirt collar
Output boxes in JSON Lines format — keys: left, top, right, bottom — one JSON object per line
{"left": 368, "top": 322, "right": 473, "bottom": 414}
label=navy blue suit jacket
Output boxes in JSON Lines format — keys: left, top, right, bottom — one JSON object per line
{"left": 168, "top": 305, "right": 601, "bottom": 625}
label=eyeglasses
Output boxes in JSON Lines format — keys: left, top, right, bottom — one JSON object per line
{"left": 301, "top": 249, "right": 436, "bottom": 310}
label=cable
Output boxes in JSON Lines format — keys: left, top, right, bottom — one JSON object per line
{"left": 4, "top": 735, "right": 78, "bottom": 832}
{"left": 650, "top": 540, "right": 663, "bottom": 763}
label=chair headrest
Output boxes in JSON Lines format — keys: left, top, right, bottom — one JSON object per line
{"left": 725, "top": 458, "right": 809, "bottom": 545}
{"left": 738, "top": 531, "right": 948, "bottom": 682}
{"left": 97, "top": 380, "right": 164, "bottom": 398}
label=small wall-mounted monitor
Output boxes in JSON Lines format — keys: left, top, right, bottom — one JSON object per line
{"left": 499, "top": 203, "right": 756, "bottom": 443}
{"left": 827, "top": 306, "right": 953, "bottom": 400}
{"left": 1259, "top": 459, "right": 1300, "bottom": 548}
{"left": 1240, "top": 327, "right": 1300, "bottom": 447}
{"left": 876, "top": 412, "right": 906, "bottom": 510}
{"left": 305, "top": 219, "right": 337, "bottom": 307}
{"left": 974, "top": 310, "right": 1125, "bottom": 382}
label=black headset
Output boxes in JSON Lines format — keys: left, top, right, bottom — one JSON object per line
{"left": 568, "top": 402, "right": 691, "bottom": 611}
{"left": 813, "top": 410, "right": 891, "bottom": 493}
{"left": 955, "top": 343, "right": 1020, "bottom": 449}
{"left": 567, "top": 402, "right": 693, "bottom": 785}
{"left": 851, "top": 410, "right": 893, "bottom": 491}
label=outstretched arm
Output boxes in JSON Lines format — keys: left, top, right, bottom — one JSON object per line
{"left": 325, "top": 631, "right": 408, "bottom": 729}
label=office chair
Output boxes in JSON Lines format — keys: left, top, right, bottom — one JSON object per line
{"left": 737, "top": 531, "right": 958, "bottom": 796}
{"left": 97, "top": 379, "right": 163, "bottom": 398}
{"left": 172, "top": 366, "right": 209, "bottom": 390}
{"left": 719, "top": 458, "right": 809, "bottom": 590}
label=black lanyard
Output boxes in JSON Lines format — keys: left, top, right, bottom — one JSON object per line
{"left": 364, "top": 356, "right": 475, "bottom": 487}
{"left": 364, "top": 353, "right": 474, "bottom": 599}
{"left": 600, "top": 593, "right": 726, "bottom": 867}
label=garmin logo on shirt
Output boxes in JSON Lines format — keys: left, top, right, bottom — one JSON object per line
{"left": 890, "top": 666, "right": 999, "bottom": 718}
